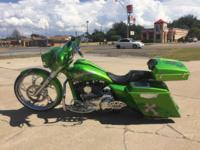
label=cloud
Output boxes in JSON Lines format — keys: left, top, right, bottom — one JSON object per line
{"left": 161, "top": 0, "right": 200, "bottom": 21}
{"left": 0, "top": 0, "right": 199, "bottom": 37}
{"left": 4, "top": 17, "right": 33, "bottom": 27}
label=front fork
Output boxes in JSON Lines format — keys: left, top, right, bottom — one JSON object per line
{"left": 34, "top": 67, "right": 63, "bottom": 98}
{"left": 62, "top": 79, "right": 68, "bottom": 111}
{"left": 34, "top": 67, "right": 77, "bottom": 111}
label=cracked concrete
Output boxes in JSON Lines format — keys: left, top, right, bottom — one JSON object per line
{"left": 123, "top": 126, "right": 128, "bottom": 150}
{"left": 0, "top": 55, "right": 200, "bottom": 150}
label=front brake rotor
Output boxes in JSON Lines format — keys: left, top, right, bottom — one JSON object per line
{"left": 26, "top": 85, "right": 48, "bottom": 102}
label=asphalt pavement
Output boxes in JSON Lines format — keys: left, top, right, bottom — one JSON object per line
{"left": 0, "top": 54, "right": 200, "bottom": 150}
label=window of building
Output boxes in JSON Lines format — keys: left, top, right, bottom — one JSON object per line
{"left": 143, "top": 33, "right": 147, "bottom": 40}
{"left": 155, "top": 25, "right": 160, "bottom": 32}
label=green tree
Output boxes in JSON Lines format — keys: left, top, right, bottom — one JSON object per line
{"left": 130, "top": 25, "right": 143, "bottom": 40}
{"left": 106, "top": 22, "right": 127, "bottom": 41}
{"left": 169, "top": 15, "right": 200, "bottom": 39}
{"left": 106, "top": 30, "right": 121, "bottom": 41}
{"left": 91, "top": 29, "right": 105, "bottom": 42}
{"left": 169, "top": 15, "right": 200, "bottom": 29}
{"left": 11, "top": 29, "right": 22, "bottom": 40}
{"left": 188, "top": 28, "right": 200, "bottom": 39}
{"left": 105, "top": 22, "right": 144, "bottom": 41}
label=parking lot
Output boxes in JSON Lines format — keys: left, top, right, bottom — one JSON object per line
{"left": 0, "top": 54, "right": 200, "bottom": 150}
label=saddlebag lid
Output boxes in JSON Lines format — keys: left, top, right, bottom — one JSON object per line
{"left": 147, "top": 58, "right": 190, "bottom": 81}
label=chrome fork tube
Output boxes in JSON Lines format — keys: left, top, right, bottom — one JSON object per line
{"left": 34, "top": 67, "right": 63, "bottom": 96}
{"left": 62, "top": 79, "right": 68, "bottom": 111}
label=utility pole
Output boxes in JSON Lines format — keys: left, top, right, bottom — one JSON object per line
{"left": 86, "top": 20, "right": 89, "bottom": 43}
{"left": 126, "top": 4, "right": 133, "bottom": 38}
{"left": 114, "top": 0, "right": 134, "bottom": 38}
{"left": 86, "top": 20, "right": 89, "bottom": 35}
{"left": 45, "top": 27, "right": 48, "bottom": 47}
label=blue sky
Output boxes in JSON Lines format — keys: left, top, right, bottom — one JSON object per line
{"left": 0, "top": 0, "right": 19, "bottom": 2}
{"left": 0, "top": 0, "right": 173, "bottom": 4}
{"left": 1, "top": 0, "right": 88, "bottom": 2}
{"left": 1, "top": 0, "right": 87, "bottom": 2}
{"left": 0, "top": 0, "right": 185, "bottom": 3}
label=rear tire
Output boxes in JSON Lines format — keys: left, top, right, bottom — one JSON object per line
{"left": 116, "top": 45, "right": 121, "bottom": 49}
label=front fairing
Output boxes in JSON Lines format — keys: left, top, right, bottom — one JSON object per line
{"left": 41, "top": 41, "right": 75, "bottom": 70}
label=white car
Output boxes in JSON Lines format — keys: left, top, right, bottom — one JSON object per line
{"left": 115, "top": 38, "right": 144, "bottom": 49}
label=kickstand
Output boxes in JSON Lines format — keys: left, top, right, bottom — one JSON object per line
{"left": 62, "top": 79, "right": 68, "bottom": 111}
{"left": 62, "top": 96, "right": 67, "bottom": 111}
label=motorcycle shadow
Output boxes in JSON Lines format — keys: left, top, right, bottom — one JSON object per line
{"left": 0, "top": 107, "right": 174, "bottom": 127}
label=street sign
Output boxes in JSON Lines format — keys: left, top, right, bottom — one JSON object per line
{"left": 130, "top": 31, "right": 135, "bottom": 36}
{"left": 128, "top": 15, "right": 136, "bottom": 24}
{"left": 127, "top": 5, "right": 133, "bottom": 13}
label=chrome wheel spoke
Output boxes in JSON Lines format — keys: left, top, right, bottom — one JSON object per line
{"left": 20, "top": 83, "right": 26, "bottom": 92}
{"left": 16, "top": 71, "right": 59, "bottom": 111}
{"left": 48, "top": 84, "right": 55, "bottom": 89}
{"left": 47, "top": 95, "right": 54, "bottom": 104}
{"left": 32, "top": 74, "right": 39, "bottom": 85}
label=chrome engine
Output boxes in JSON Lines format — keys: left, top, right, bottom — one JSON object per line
{"left": 66, "top": 81, "right": 127, "bottom": 113}
{"left": 89, "top": 93, "right": 127, "bottom": 111}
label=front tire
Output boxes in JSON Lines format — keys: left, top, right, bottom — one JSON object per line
{"left": 14, "top": 68, "right": 62, "bottom": 111}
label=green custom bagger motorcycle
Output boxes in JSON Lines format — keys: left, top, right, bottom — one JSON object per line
{"left": 14, "top": 38, "right": 190, "bottom": 118}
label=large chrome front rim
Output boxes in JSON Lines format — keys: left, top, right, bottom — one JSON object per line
{"left": 16, "top": 73, "right": 59, "bottom": 111}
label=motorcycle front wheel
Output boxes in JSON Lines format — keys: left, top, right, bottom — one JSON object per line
{"left": 14, "top": 68, "right": 62, "bottom": 111}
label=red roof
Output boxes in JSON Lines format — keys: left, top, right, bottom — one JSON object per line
{"left": 154, "top": 19, "right": 167, "bottom": 24}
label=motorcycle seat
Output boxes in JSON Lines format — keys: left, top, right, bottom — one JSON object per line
{"left": 107, "top": 70, "right": 153, "bottom": 85}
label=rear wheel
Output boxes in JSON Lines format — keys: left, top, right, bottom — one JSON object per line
{"left": 14, "top": 69, "right": 62, "bottom": 111}
{"left": 116, "top": 45, "right": 121, "bottom": 49}
{"left": 132, "top": 44, "right": 138, "bottom": 49}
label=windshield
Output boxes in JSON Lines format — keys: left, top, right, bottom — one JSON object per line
{"left": 63, "top": 39, "right": 80, "bottom": 52}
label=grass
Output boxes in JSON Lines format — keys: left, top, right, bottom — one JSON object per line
{"left": 149, "top": 48, "right": 200, "bottom": 61}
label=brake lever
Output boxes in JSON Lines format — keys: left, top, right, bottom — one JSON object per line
{"left": 75, "top": 46, "right": 84, "bottom": 57}
{"left": 78, "top": 50, "right": 84, "bottom": 57}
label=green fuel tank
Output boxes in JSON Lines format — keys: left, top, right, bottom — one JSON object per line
{"left": 67, "top": 59, "right": 113, "bottom": 83}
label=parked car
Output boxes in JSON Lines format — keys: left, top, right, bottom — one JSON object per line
{"left": 115, "top": 38, "right": 144, "bottom": 49}
{"left": 193, "top": 37, "right": 198, "bottom": 42}
{"left": 187, "top": 37, "right": 198, "bottom": 42}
